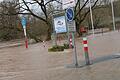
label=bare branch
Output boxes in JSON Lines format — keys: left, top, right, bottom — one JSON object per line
{"left": 22, "top": 0, "right": 48, "bottom": 23}
{"left": 78, "top": 0, "right": 99, "bottom": 24}
{"left": 75, "top": 0, "right": 89, "bottom": 17}
{"left": 45, "top": 0, "right": 62, "bottom": 5}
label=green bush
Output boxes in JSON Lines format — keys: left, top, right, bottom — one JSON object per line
{"left": 48, "top": 45, "right": 64, "bottom": 52}
{"left": 63, "top": 43, "right": 74, "bottom": 49}
{"left": 48, "top": 43, "right": 74, "bottom": 52}
{"left": 63, "top": 43, "right": 70, "bottom": 49}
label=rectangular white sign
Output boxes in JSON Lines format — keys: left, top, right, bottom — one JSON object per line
{"left": 67, "top": 20, "right": 76, "bottom": 32}
{"left": 54, "top": 16, "right": 67, "bottom": 34}
{"left": 62, "top": 0, "right": 76, "bottom": 9}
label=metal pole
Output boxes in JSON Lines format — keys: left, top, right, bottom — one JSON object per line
{"left": 23, "top": 28, "right": 28, "bottom": 48}
{"left": 52, "top": 11, "right": 57, "bottom": 46}
{"left": 89, "top": 0, "right": 95, "bottom": 36}
{"left": 72, "top": 32, "right": 78, "bottom": 66}
{"left": 65, "top": 9, "right": 70, "bottom": 47}
{"left": 111, "top": 0, "right": 116, "bottom": 31}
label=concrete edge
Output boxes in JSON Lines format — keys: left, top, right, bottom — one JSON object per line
{"left": 0, "top": 43, "right": 24, "bottom": 49}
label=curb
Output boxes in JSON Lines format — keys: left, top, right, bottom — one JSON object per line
{"left": 48, "top": 49, "right": 73, "bottom": 54}
{"left": 0, "top": 43, "right": 24, "bottom": 49}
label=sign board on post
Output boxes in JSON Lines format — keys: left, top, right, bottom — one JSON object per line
{"left": 62, "top": 0, "right": 76, "bottom": 10}
{"left": 21, "top": 17, "right": 27, "bottom": 29}
{"left": 66, "top": 8, "right": 74, "bottom": 22}
{"left": 67, "top": 20, "right": 76, "bottom": 32}
{"left": 62, "top": 1, "right": 78, "bottom": 67}
{"left": 54, "top": 16, "right": 67, "bottom": 34}
{"left": 21, "top": 17, "right": 28, "bottom": 48}
{"left": 66, "top": 8, "right": 76, "bottom": 32}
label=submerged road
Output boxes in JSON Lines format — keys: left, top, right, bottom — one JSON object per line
{"left": 0, "top": 31, "right": 120, "bottom": 80}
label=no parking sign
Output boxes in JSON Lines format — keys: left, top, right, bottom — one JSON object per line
{"left": 21, "top": 17, "right": 27, "bottom": 29}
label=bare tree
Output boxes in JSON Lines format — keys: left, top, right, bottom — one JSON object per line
{"left": 0, "top": 0, "right": 100, "bottom": 39}
{"left": 74, "top": 0, "right": 99, "bottom": 36}
{"left": 0, "top": 0, "right": 22, "bottom": 41}
{"left": 20, "top": 0, "right": 62, "bottom": 40}
{"left": 18, "top": 0, "right": 99, "bottom": 38}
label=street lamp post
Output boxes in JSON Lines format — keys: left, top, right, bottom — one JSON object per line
{"left": 111, "top": 0, "right": 116, "bottom": 31}
{"left": 89, "top": 0, "right": 95, "bottom": 36}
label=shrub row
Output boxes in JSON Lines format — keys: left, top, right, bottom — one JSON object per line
{"left": 48, "top": 44, "right": 70, "bottom": 52}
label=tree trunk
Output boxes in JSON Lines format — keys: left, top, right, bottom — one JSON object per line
{"left": 46, "top": 28, "right": 51, "bottom": 41}
{"left": 46, "top": 22, "right": 52, "bottom": 41}
{"left": 76, "top": 22, "right": 81, "bottom": 37}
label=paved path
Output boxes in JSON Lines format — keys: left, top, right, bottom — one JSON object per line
{"left": 0, "top": 31, "right": 120, "bottom": 80}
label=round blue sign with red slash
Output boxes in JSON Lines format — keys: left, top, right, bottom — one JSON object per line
{"left": 66, "top": 8, "right": 74, "bottom": 22}
{"left": 21, "top": 17, "right": 27, "bottom": 28}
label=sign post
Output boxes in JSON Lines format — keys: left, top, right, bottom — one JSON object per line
{"left": 65, "top": 7, "right": 78, "bottom": 67}
{"left": 66, "top": 8, "right": 76, "bottom": 32}
{"left": 72, "top": 32, "right": 78, "bottom": 66}
{"left": 21, "top": 17, "right": 28, "bottom": 49}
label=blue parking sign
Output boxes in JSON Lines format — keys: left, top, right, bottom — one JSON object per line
{"left": 66, "top": 8, "right": 74, "bottom": 22}
{"left": 21, "top": 17, "right": 27, "bottom": 28}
